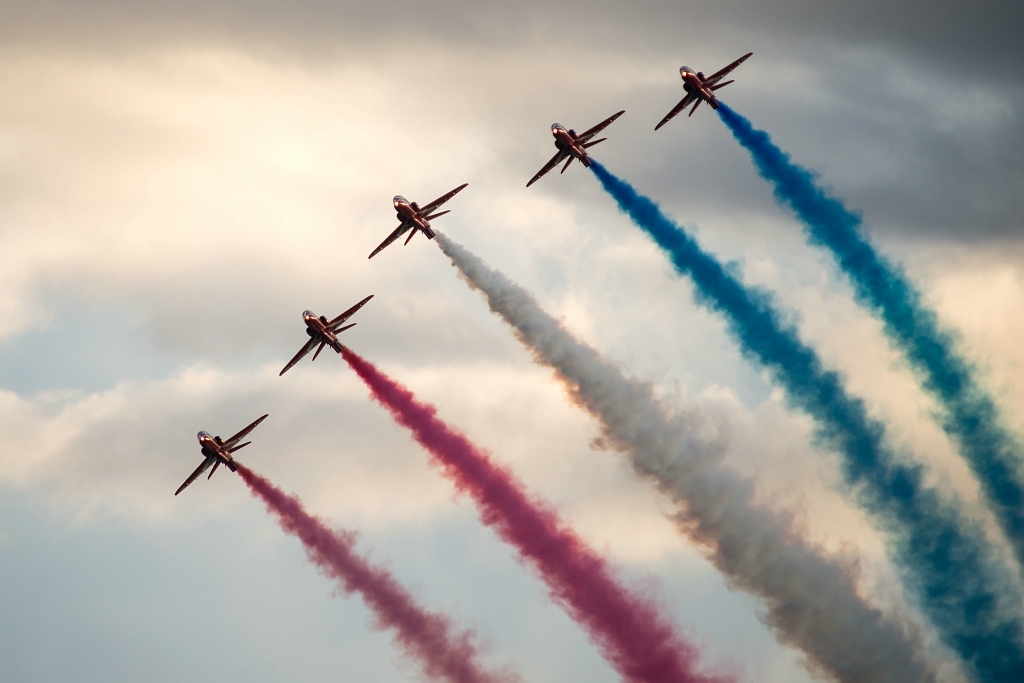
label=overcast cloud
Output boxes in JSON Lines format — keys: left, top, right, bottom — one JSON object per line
{"left": 0, "top": 2, "right": 1020, "bottom": 682}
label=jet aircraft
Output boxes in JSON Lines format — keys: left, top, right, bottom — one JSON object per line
{"left": 175, "top": 414, "right": 269, "bottom": 495}
{"left": 655, "top": 52, "right": 753, "bottom": 129}
{"left": 369, "top": 184, "right": 468, "bottom": 259}
{"left": 279, "top": 294, "right": 374, "bottom": 376}
{"left": 527, "top": 110, "right": 625, "bottom": 187}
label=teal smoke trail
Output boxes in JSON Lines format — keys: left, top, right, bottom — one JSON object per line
{"left": 717, "top": 103, "right": 1024, "bottom": 572}
{"left": 589, "top": 160, "right": 1024, "bottom": 683}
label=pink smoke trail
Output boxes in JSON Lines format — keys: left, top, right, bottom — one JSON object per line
{"left": 236, "top": 464, "right": 516, "bottom": 683}
{"left": 341, "top": 348, "right": 731, "bottom": 683}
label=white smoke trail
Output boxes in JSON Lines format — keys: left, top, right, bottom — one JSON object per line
{"left": 435, "top": 232, "right": 947, "bottom": 683}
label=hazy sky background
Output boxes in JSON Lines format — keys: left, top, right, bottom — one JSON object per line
{"left": 0, "top": 2, "right": 1021, "bottom": 682}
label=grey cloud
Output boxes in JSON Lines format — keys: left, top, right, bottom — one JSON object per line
{"left": 2, "top": 1, "right": 1020, "bottom": 76}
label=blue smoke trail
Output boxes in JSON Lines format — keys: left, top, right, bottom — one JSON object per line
{"left": 717, "top": 103, "right": 1024, "bottom": 573}
{"left": 589, "top": 160, "right": 1024, "bottom": 683}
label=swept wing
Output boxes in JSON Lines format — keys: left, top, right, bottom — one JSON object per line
{"left": 328, "top": 294, "right": 374, "bottom": 328}
{"left": 280, "top": 337, "right": 318, "bottom": 376}
{"left": 703, "top": 52, "right": 753, "bottom": 86}
{"left": 655, "top": 92, "right": 698, "bottom": 130}
{"left": 574, "top": 110, "right": 625, "bottom": 143}
{"left": 369, "top": 222, "right": 412, "bottom": 259}
{"left": 418, "top": 183, "right": 469, "bottom": 215}
{"left": 175, "top": 455, "right": 215, "bottom": 496}
{"left": 527, "top": 149, "right": 570, "bottom": 187}
{"left": 223, "top": 414, "right": 269, "bottom": 449}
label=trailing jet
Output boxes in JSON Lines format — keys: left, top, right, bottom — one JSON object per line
{"left": 369, "top": 184, "right": 468, "bottom": 259}
{"left": 175, "top": 414, "right": 268, "bottom": 495}
{"left": 655, "top": 52, "right": 753, "bottom": 129}
{"left": 527, "top": 110, "right": 624, "bottom": 187}
{"left": 279, "top": 294, "right": 373, "bottom": 376}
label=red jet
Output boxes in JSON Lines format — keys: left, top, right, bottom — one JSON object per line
{"left": 369, "top": 184, "right": 468, "bottom": 259}
{"left": 655, "top": 52, "right": 752, "bottom": 129}
{"left": 175, "top": 414, "right": 268, "bottom": 495}
{"left": 527, "top": 110, "right": 625, "bottom": 187}
{"left": 279, "top": 294, "right": 373, "bottom": 376}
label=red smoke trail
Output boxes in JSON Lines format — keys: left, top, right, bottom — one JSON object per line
{"left": 236, "top": 464, "right": 515, "bottom": 683}
{"left": 341, "top": 348, "right": 730, "bottom": 683}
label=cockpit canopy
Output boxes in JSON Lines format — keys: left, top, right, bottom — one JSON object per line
{"left": 393, "top": 195, "right": 407, "bottom": 206}
{"left": 680, "top": 66, "right": 694, "bottom": 75}
{"left": 551, "top": 123, "right": 567, "bottom": 133}
{"left": 197, "top": 430, "right": 211, "bottom": 440}
{"left": 303, "top": 310, "right": 315, "bottom": 318}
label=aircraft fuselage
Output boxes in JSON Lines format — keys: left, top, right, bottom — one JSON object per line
{"left": 551, "top": 124, "right": 591, "bottom": 166}
{"left": 680, "top": 67, "right": 719, "bottom": 109}
{"left": 302, "top": 310, "right": 343, "bottom": 351}
{"left": 197, "top": 431, "right": 237, "bottom": 471}
{"left": 393, "top": 196, "right": 432, "bottom": 236}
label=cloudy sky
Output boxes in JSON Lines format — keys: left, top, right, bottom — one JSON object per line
{"left": 0, "top": 2, "right": 1021, "bottom": 682}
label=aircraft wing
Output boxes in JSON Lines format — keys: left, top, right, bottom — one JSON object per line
{"left": 369, "top": 222, "right": 411, "bottom": 259}
{"left": 655, "top": 92, "right": 698, "bottom": 130}
{"left": 574, "top": 110, "right": 625, "bottom": 143}
{"left": 527, "top": 150, "right": 569, "bottom": 187}
{"left": 418, "top": 183, "right": 469, "bottom": 215}
{"left": 280, "top": 337, "right": 319, "bottom": 376}
{"left": 328, "top": 294, "right": 374, "bottom": 328}
{"left": 223, "top": 414, "right": 269, "bottom": 449}
{"left": 175, "top": 455, "right": 215, "bottom": 496}
{"left": 703, "top": 52, "right": 753, "bottom": 87}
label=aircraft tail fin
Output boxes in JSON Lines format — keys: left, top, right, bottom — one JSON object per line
{"left": 710, "top": 80, "right": 733, "bottom": 91}
{"left": 582, "top": 138, "right": 606, "bottom": 149}
{"left": 207, "top": 460, "right": 220, "bottom": 479}
{"left": 560, "top": 156, "right": 575, "bottom": 174}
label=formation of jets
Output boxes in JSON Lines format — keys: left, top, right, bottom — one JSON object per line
{"left": 175, "top": 52, "right": 752, "bottom": 494}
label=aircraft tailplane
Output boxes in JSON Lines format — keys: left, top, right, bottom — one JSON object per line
{"left": 331, "top": 322, "right": 357, "bottom": 334}
{"left": 423, "top": 210, "right": 450, "bottom": 221}
{"left": 689, "top": 99, "right": 702, "bottom": 116}
{"left": 208, "top": 460, "right": 220, "bottom": 479}
{"left": 560, "top": 156, "right": 575, "bottom": 174}
{"left": 229, "top": 442, "right": 251, "bottom": 453}
{"left": 710, "top": 80, "right": 734, "bottom": 91}
{"left": 312, "top": 341, "right": 327, "bottom": 361}
{"left": 582, "top": 138, "right": 606, "bottom": 149}
{"left": 404, "top": 230, "right": 417, "bottom": 246}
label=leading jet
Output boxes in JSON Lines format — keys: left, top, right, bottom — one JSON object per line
{"left": 655, "top": 52, "right": 752, "bottom": 129}
{"left": 527, "top": 110, "right": 624, "bottom": 187}
{"left": 175, "top": 414, "right": 269, "bottom": 496}
{"left": 279, "top": 294, "right": 373, "bottom": 376}
{"left": 368, "top": 184, "right": 468, "bottom": 259}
